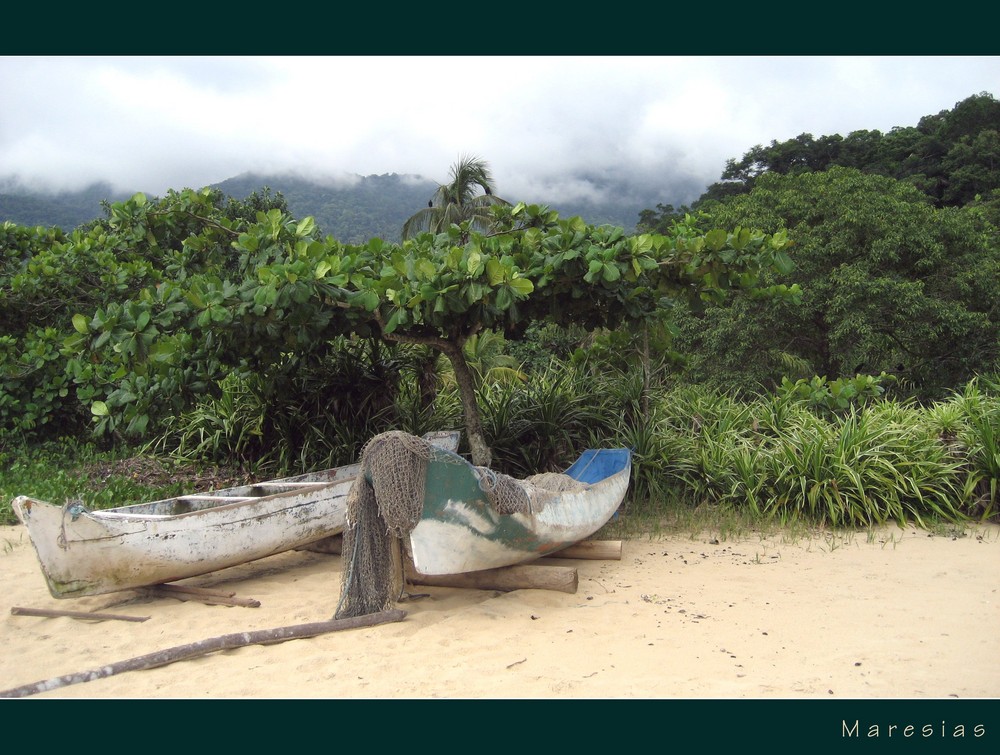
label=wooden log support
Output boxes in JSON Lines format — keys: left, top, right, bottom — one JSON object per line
{"left": 544, "top": 540, "right": 623, "bottom": 561}
{"left": 151, "top": 584, "right": 261, "bottom": 608}
{"left": 406, "top": 563, "right": 579, "bottom": 594}
{"left": 0, "top": 609, "right": 407, "bottom": 699}
{"left": 155, "top": 584, "right": 236, "bottom": 598}
{"left": 303, "top": 538, "right": 624, "bottom": 562}
{"left": 10, "top": 606, "right": 150, "bottom": 623}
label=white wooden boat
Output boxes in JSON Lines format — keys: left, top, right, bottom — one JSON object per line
{"left": 12, "top": 430, "right": 460, "bottom": 599}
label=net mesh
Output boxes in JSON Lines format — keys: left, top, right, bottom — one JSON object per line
{"left": 334, "top": 430, "right": 588, "bottom": 618}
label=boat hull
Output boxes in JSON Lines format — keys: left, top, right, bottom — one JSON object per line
{"left": 13, "top": 431, "right": 459, "bottom": 599}
{"left": 407, "top": 447, "right": 631, "bottom": 575}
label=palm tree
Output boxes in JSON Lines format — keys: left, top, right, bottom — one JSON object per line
{"left": 401, "top": 155, "right": 509, "bottom": 239}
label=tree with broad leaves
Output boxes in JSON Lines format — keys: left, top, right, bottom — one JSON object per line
{"left": 67, "top": 189, "right": 797, "bottom": 469}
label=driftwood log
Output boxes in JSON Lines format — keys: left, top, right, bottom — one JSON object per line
{"left": 0, "top": 609, "right": 406, "bottom": 699}
{"left": 310, "top": 536, "right": 623, "bottom": 594}
{"left": 406, "top": 563, "right": 579, "bottom": 594}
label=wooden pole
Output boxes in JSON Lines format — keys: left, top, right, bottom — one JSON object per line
{"left": 389, "top": 536, "right": 405, "bottom": 601}
{"left": 151, "top": 584, "right": 261, "bottom": 608}
{"left": 154, "top": 584, "right": 236, "bottom": 598}
{"left": 406, "top": 564, "right": 578, "bottom": 594}
{"left": 0, "top": 609, "right": 406, "bottom": 699}
{"left": 10, "top": 606, "right": 150, "bottom": 623}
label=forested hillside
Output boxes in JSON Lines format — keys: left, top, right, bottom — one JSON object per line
{"left": 211, "top": 172, "right": 437, "bottom": 243}
{"left": 0, "top": 181, "right": 133, "bottom": 230}
{"left": 0, "top": 173, "right": 441, "bottom": 239}
{"left": 636, "top": 92, "right": 1000, "bottom": 401}
{"left": 0, "top": 171, "right": 647, "bottom": 239}
{"left": 639, "top": 92, "right": 1000, "bottom": 225}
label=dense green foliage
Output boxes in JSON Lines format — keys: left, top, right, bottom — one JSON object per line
{"left": 637, "top": 93, "right": 1000, "bottom": 402}
{"left": 1, "top": 174, "right": 794, "bottom": 463}
{"left": 3, "top": 364, "right": 996, "bottom": 528}
{"left": 667, "top": 169, "right": 1000, "bottom": 399}
{"left": 1, "top": 187, "right": 289, "bottom": 440}
{"left": 4, "top": 94, "right": 1000, "bottom": 530}
{"left": 702, "top": 91, "right": 1000, "bottom": 210}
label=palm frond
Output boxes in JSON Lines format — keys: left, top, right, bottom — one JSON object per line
{"left": 400, "top": 207, "right": 437, "bottom": 239}
{"left": 402, "top": 155, "right": 508, "bottom": 239}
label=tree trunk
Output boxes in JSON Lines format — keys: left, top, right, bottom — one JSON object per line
{"left": 376, "top": 318, "right": 492, "bottom": 468}
{"left": 415, "top": 348, "right": 439, "bottom": 414}
{"left": 442, "top": 342, "right": 492, "bottom": 467}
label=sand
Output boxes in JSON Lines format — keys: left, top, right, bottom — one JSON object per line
{"left": 1, "top": 522, "right": 998, "bottom": 700}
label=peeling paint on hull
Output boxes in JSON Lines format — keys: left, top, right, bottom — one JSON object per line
{"left": 408, "top": 447, "right": 631, "bottom": 575}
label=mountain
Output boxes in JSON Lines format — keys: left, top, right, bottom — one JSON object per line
{"left": 0, "top": 171, "right": 656, "bottom": 240}
{"left": 0, "top": 181, "right": 133, "bottom": 230}
{"left": 212, "top": 172, "right": 440, "bottom": 243}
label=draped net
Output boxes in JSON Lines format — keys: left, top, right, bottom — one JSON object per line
{"left": 334, "top": 431, "right": 586, "bottom": 619}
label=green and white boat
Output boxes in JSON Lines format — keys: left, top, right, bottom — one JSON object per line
{"left": 408, "top": 444, "right": 632, "bottom": 574}
{"left": 341, "top": 432, "right": 632, "bottom": 579}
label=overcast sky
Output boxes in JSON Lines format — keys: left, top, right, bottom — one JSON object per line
{"left": 2, "top": 56, "right": 997, "bottom": 207}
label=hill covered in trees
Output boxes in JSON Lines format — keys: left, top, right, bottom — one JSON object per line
{"left": 635, "top": 92, "right": 1000, "bottom": 400}
{"left": 639, "top": 91, "right": 1000, "bottom": 228}
{"left": 0, "top": 181, "right": 134, "bottom": 230}
{"left": 0, "top": 171, "right": 651, "bottom": 240}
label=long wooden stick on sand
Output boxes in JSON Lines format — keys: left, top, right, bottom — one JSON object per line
{"left": 150, "top": 584, "right": 261, "bottom": 607}
{"left": 10, "top": 606, "right": 150, "bottom": 623}
{"left": 0, "top": 609, "right": 406, "bottom": 699}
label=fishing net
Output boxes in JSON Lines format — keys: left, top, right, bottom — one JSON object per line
{"left": 334, "top": 430, "right": 587, "bottom": 619}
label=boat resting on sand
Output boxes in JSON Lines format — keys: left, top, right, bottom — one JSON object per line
{"left": 342, "top": 432, "right": 632, "bottom": 577}
{"left": 12, "top": 430, "right": 460, "bottom": 600}
{"left": 407, "top": 443, "right": 632, "bottom": 575}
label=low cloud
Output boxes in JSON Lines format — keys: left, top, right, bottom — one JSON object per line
{"left": 2, "top": 56, "right": 997, "bottom": 204}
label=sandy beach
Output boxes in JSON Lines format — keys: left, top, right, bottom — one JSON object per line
{"left": 1, "top": 522, "right": 998, "bottom": 700}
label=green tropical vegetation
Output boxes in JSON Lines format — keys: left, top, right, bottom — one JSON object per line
{"left": 401, "top": 155, "right": 510, "bottom": 240}
{"left": 1, "top": 171, "right": 645, "bottom": 243}
{"left": 2, "top": 93, "right": 998, "bottom": 533}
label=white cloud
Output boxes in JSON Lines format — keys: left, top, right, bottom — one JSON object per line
{"left": 1, "top": 55, "right": 997, "bottom": 206}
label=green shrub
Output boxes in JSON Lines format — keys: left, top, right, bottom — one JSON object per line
{"left": 0, "top": 439, "right": 195, "bottom": 526}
